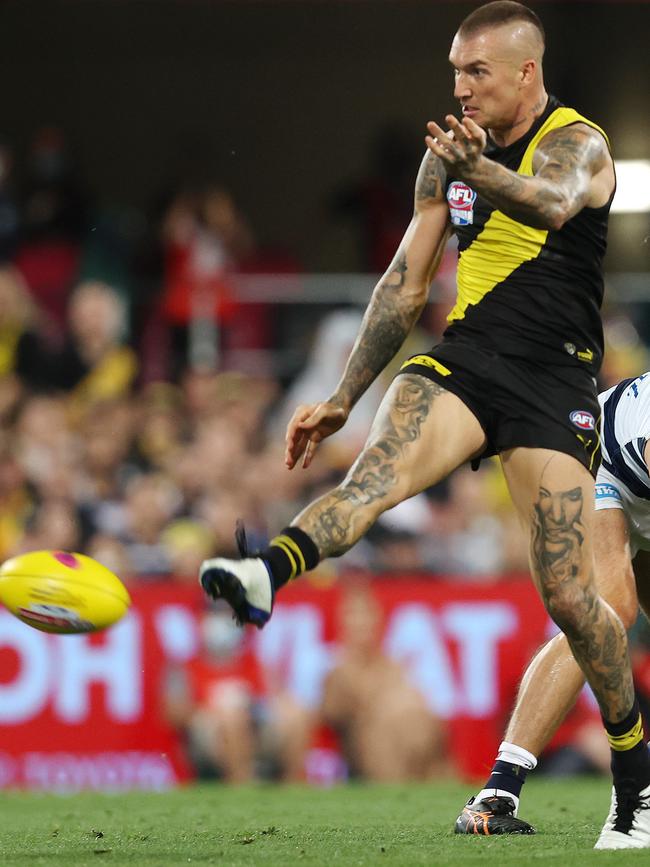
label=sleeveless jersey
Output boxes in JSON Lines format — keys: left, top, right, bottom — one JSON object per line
{"left": 444, "top": 95, "right": 612, "bottom": 374}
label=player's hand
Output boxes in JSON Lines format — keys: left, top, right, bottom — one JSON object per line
{"left": 285, "top": 401, "right": 349, "bottom": 470}
{"left": 425, "top": 115, "right": 487, "bottom": 177}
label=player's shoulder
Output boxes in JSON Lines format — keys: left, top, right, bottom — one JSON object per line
{"left": 536, "top": 121, "right": 609, "bottom": 167}
{"left": 415, "top": 151, "right": 448, "bottom": 204}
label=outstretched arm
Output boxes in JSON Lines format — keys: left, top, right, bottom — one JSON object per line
{"left": 426, "top": 115, "right": 612, "bottom": 231}
{"left": 285, "top": 152, "right": 451, "bottom": 469}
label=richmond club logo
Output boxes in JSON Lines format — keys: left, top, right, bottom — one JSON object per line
{"left": 447, "top": 181, "right": 477, "bottom": 226}
{"left": 569, "top": 410, "right": 596, "bottom": 431}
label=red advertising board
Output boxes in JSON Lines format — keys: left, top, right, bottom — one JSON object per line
{"left": 0, "top": 576, "right": 550, "bottom": 790}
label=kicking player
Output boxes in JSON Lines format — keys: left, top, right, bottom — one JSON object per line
{"left": 199, "top": 2, "right": 650, "bottom": 848}
{"left": 457, "top": 371, "right": 650, "bottom": 848}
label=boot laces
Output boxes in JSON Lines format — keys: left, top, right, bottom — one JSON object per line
{"left": 613, "top": 781, "right": 650, "bottom": 834}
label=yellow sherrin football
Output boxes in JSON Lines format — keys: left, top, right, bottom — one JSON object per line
{"left": 0, "top": 550, "right": 131, "bottom": 634}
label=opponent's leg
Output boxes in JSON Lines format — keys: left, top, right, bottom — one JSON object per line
{"left": 200, "top": 374, "right": 486, "bottom": 626}
{"left": 456, "top": 507, "right": 638, "bottom": 835}
{"left": 501, "top": 448, "right": 650, "bottom": 850}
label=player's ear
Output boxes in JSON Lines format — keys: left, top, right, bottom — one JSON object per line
{"left": 519, "top": 59, "right": 536, "bottom": 86}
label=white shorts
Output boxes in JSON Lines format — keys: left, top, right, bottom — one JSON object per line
{"left": 595, "top": 465, "right": 650, "bottom": 558}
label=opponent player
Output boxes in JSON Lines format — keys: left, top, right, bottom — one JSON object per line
{"left": 457, "top": 371, "right": 650, "bottom": 848}
{"left": 200, "top": 2, "right": 650, "bottom": 847}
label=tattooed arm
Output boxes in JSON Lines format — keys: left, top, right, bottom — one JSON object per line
{"left": 284, "top": 152, "right": 450, "bottom": 469}
{"left": 467, "top": 124, "right": 611, "bottom": 230}
{"left": 330, "top": 153, "right": 450, "bottom": 412}
{"left": 427, "top": 116, "right": 614, "bottom": 231}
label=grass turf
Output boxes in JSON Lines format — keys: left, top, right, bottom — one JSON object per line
{"left": 1, "top": 778, "right": 649, "bottom": 865}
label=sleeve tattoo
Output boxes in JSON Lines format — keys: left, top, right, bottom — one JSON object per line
{"left": 416, "top": 152, "right": 447, "bottom": 202}
{"left": 330, "top": 152, "right": 447, "bottom": 411}
{"left": 331, "top": 251, "right": 424, "bottom": 410}
{"left": 467, "top": 124, "right": 608, "bottom": 230}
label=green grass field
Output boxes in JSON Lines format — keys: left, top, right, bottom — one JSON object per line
{"left": 1, "top": 779, "right": 649, "bottom": 866}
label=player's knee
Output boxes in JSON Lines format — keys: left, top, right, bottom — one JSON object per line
{"left": 340, "top": 452, "right": 410, "bottom": 512}
{"left": 542, "top": 585, "right": 590, "bottom": 636}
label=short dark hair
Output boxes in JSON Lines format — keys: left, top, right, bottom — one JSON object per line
{"left": 458, "top": 1, "right": 545, "bottom": 47}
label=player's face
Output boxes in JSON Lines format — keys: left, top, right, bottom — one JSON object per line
{"left": 449, "top": 29, "right": 527, "bottom": 131}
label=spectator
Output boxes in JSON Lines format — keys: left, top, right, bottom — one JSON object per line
{"left": 60, "top": 280, "right": 137, "bottom": 416}
{"left": 13, "top": 126, "right": 87, "bottom": 326}
{"left": 163, "top": 603, "right": 265, "bottom": 782}
{"left": 322, "top": 583, "right": 447, "bottom": 781}
{"left": 118, "top": 473, "right": 179, "bottom": 579}
{"left": 0, "top": 266, "right": 43, "bottom": 412}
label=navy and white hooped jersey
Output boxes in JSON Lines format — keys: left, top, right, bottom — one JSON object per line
{"left": 598, "top": 373, "right": 650, "bottom": 501}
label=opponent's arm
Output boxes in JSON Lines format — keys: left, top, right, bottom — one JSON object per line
{"left": 427, "top": 116, "right": 611, "bottom": 231}
{"left": 285, "top": 152, "right": 450, "bottom": 469}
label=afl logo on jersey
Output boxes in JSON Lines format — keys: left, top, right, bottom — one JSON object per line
{"left": 570, "top": 410, "right": 596, "bottom": 430}
{"left": 447, "top": 181, "right": 477, "bottom": 226}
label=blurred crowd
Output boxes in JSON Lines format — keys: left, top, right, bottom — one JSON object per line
{"left": 0, "top": 124, "right": 541, "bottom": 579}
{"left": 1, "top": 124, "right": 650, "bottom": 783}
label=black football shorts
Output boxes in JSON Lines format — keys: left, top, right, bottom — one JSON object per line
{"left": 397, "top": 338, "right": 601, "bottom": 478}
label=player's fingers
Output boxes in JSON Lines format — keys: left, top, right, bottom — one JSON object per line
{"left": 285, "top": 405, "right": 329, "bottom": 466}
{"left": 285, "top": 406, "right": 316, "bottom": 467}
{"left": 296, "top": 410, "right": 328, "bottom": 431}
{"left": 425, "top": 136, "right": 446, "bottom": 160}
{"left": 426, "top": 120, "right": 453, "bottom": 142}
{"left": 446, "top": 114, "right": 471, "bottom": 141}
{"left": 462, "top": 116, "right": 486, "bottom": 142}
{"left": 285, "top": 405, "right": 315, "bottom": 445}
{"left": 286, "top": 429, "right": 310, "bottom": 469}
{"left": 425, "top": 134, "right": 457, "bottom": 163}
{"left": 302, "top": 431, "right": 324, "bottom": 469}
{"left": 426, "top": 122, "right": 462, "bottom": 160}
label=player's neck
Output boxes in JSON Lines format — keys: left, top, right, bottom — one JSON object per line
{"left": 488, "top": 91, "right": 548, "bottom": 148}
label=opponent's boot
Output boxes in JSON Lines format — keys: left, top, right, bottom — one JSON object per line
{"left": 594, "top": 780, "right": 650, "bottom": 849}
{"left": 454, "top": 795, "right": 535, "bottom": 835}
{"left": 199, "top": 523, "right": 274, "bottom": 629}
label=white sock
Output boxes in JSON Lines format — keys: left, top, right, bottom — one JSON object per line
{"left": 497, "top": 740, "right": 538, "bottom": 770}
{"left": 473, "top": 742, "right": 538, "bottom": 815}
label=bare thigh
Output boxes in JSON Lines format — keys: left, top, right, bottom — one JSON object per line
{"left": 293, "top": 374, "right": 487, "bottom": 557}
{"left": 352, "top": 373, "right": 487, "bottom": 502}
{"left": 500, "top": 446, "right": 596, "bottom": 604}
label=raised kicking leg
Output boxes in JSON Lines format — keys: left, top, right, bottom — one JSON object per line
{"left": 200, "top": 374, "right": 486, "bottom": 625}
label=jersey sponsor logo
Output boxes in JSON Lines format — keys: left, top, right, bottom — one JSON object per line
{"left": 595, "top": 483, "right": 622, "bottom": 501}
{"left": 570, "top": 410, "right": 596, "bottom": 430}
{"left": 447, "top": 181, "right": 477, "bottom": 226}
